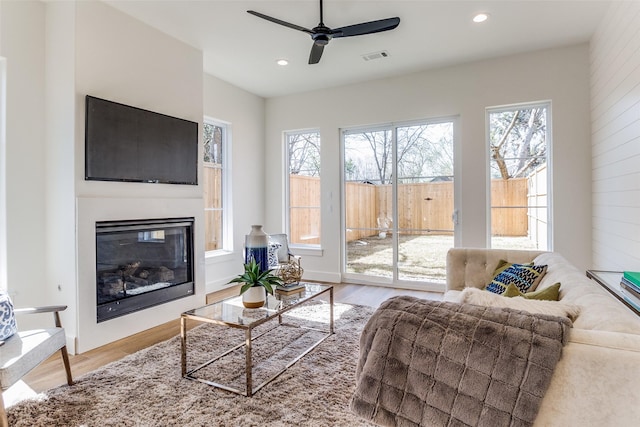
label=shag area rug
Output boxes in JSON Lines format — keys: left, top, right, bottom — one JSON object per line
{"left": 7, "top": 302, "right": 377, "bottom": 426}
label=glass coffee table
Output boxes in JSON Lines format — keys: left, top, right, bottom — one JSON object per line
{"left": 180, "top": 283, "right": 333, "bottom": 396}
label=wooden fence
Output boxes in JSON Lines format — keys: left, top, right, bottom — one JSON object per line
{"left": 289, "top": 175, "right": 321, "bottom": 244}
{"left": 490, "top": 178, "right": 529, "bottom": 237}
{"left": 203, "top": 168, "right": 530, "bottom": 247}
{"left": 204, "top": 165, "right": 221, "bottom": 251}
{"left": 299, "top": 176, "right": 529, "bottom": 243}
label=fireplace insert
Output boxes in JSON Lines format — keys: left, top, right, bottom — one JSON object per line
{"left": 96, "top": 217, "right": 194, "bottom": 322}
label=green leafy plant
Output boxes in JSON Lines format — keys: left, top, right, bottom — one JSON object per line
{"left": 229, "top": 259, "right": 284, "bottom": 295}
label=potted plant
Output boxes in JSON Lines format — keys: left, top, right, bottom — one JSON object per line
{"left": 229, "top": 259, "right": 284, "bottom": 308}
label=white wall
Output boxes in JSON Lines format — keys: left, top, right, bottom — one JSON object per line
{"left": 71, "top": 0, "right": 205, "bottom": 352}
{"left": 0, "top": 1, "right": 5, "bottom": 292}
{"left": 0, "top": 54, "right": 6, "bottom": 292}
{"left": 590, "top": 1, "right": 640, "bottom": 271}
{"left": 202, "top": 73, "right": 266, "bottom": 292}
{"left": 265, "top": 44, "right": 593, "bottom": 281}
{"left": 45, "top": 0, "right": 77, "bottom": 346}
{"left": 0, "top": 2, "right": 7, "bottom": 290}
{"left": 0, "top": 1, "right": 48, "bottom": 317}
{"left": 0, "top": 0, "right": 267, "bottom": 352}
{"left": 1, "top": 0, "right": 210, "bottom": 352}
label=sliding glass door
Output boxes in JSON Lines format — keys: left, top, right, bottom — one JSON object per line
{"left": 342, "top": 119, "right": 456, "bottom": 287}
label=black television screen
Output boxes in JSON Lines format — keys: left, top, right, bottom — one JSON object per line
{"left": 85, "top": 95, "right": 198, "bottom": 185}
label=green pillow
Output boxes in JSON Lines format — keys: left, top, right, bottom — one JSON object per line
{"left": 502, "top": 282, "right": 561, "bottom": 301}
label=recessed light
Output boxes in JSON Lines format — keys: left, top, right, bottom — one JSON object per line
{"left": 473, "top": 13, "right": 489, "bottom": 23}
{"left": 276, "top": 59, "right": 289, "bottom": 66}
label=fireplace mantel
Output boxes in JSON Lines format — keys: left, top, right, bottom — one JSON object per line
{"left": 75, "top": 197, "right": 205, "bottom": 353}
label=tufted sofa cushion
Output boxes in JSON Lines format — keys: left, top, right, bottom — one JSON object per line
{"left": 446, "top": 248, "right": 546, "bottom": 291}
{"left": 446, "top": 248, "right": 640, "bottom": 335}
{"left": 533, "top": 252, "right": 640, "bottom": 334}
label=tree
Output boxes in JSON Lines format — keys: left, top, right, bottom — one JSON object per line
{"left": 344, "top": 158, "right": 359, "bottom": 181}
{"left": 489, "top": 108, "right": 547, "bottom": 180}
{"left": 344, "top": 130, "right": 392, "bottom": 183}
{"left": 362, "top": 131, "right": 393, "bottom": 184}
{"left": 203, "top": 122, "right": 222, "bottom": 164}
{"left": 288, "top": 132, "right": 320, "bottom": 176}
{"left": 344, "top": 123, "right": 454, "bottom": 184}
{"left": 397, "top": 123, "right": 454, "bottom": 182}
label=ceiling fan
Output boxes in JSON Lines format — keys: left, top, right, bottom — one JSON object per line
{"left": 247, "top": 0, "right": 400, "bottom": 65}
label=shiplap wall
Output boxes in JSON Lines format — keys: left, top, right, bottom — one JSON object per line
{"left": 591, "top": 1, "right": 640, "bottom": 270}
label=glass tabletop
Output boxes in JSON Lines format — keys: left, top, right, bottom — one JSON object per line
{"left": 586, "top": 270, "right": 640, "bottom": 316}
{"left": 587, "top": 270, "right": 623, "bottom": 285}
{"left": 182, "top": 283, "right": 332, "bottom": 327}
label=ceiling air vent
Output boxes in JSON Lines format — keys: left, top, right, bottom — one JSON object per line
{"left": 362, "top": 50, "right": 390, "bottom": 61}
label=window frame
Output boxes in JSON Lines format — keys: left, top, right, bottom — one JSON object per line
{"left": 485, "top": 101, "right": 553, "bottom": 251}
{"left": 203, "top": 117, "right": 232, "bottom": 255}
{"left": 284, "top": 129, "right": 322, "bottom": 249}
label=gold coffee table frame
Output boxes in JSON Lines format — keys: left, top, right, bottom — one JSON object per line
{"left": 180, "top": 283, "right": 334, "bottom": 397}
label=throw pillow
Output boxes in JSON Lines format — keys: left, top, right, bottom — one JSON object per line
{"left": 457, "top": 287, "right": 580, "bottom": 321}
{"left": 0, "top": 292, "right": 17, "bottom": 341}
{"left": 492, "top": 259, "right": 529, "bottom": 276}
{"left": 267, "top": 242, "right": 282, "bottom": 268}
{"left": 502, "top": 282, "right": 561, "bottom": 301}
{"left": 493, "top": 259, "right": 534, "bottom": 275}
{"left": 485, "top": 263, "right": 548, "bottom": 294}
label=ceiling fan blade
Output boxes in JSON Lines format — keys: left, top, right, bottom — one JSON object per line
{"left": 247, "top": 10, "right": 314, "bottom": 35}
{"left": 309, "top": 43, "right": 325, "bottom": 64}
{"left": 332, "top": 17, "right": 400, "bottom": 38}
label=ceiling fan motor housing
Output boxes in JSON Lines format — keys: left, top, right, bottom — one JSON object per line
{"left": 312, "top": 29, "right": 331, "bottom": 46}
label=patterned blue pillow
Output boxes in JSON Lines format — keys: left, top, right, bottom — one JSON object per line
{"left": 268, "top": 242, "right": 282, "bottom": 268}
{"left": 486, "top": 263, "right": 548, "bottom": 294}
{"left": 0, "top": 292, "right": 17, "bottom": 341}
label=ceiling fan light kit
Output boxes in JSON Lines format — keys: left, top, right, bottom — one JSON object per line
{"left": 247, "top": 0, "right": 400, "bottom": 65}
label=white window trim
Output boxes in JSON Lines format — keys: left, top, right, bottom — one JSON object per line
{"left": 485, "top": 100, "right": 553, "bottom": 251}
{"left": 284, "top": 129, "right": 322, "bottom": 248}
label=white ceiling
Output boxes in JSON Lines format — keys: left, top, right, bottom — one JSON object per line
{"left": 105, "top": 0, "right": 611, "bottom": 98}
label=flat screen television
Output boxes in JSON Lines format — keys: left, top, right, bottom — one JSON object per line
{"left": 85, "top": 95, "right": 198, "bottom": 185}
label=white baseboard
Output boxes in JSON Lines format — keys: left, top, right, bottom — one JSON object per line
{"left": 301, "top": 270, "right": 342, "bottom": 283}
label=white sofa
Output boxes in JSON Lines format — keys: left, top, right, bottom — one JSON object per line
{"left": 445, "top": 248, "right": 640, "bottom": 427}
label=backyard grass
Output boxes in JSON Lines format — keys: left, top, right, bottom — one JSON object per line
{"left": 346, "top": 234, "right": 539, "bottom": 283}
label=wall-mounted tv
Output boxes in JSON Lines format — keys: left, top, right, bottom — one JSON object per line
{"left": 85, "top": 95, "right": 198, "bottom": 185}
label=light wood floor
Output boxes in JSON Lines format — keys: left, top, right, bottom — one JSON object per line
{"left": 17, "top": 283, "right": 441, "bottom": 394}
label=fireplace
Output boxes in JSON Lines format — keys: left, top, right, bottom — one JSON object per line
{"left": 96, "top": 217, "right": 194, "bottom": 322}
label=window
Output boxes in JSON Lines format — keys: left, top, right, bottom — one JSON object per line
{"left": 487, "top": 103, "right": 551, "bottom": 250}
{"left": 286, "top": 131, "right": 321, "bottom": 246}
{"left": 203, "top": 119, "right": 229, "bottom": 252}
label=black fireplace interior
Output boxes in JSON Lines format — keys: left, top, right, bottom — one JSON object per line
{"left": 96, "top": 217, "right": 194, "bottom": 322}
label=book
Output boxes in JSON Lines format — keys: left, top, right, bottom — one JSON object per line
{"left": 620, "top": 288, "right": 640, "bottom": 312}
{"left": 276, "top": 283, "right": 305, "bottom": 295}
{"left": 621, "top": 278, "right": 640, "bottom": 299}
{"left": 623, "top": 271, "right": 640, "bottom": 287}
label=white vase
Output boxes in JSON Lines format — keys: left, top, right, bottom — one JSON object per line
{"left": 242, "top": 286, "right": 266, "bottom": 309}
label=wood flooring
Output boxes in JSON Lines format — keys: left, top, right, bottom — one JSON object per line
{"left": 16, "top": 283, "right": 441, "bottom": 394}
